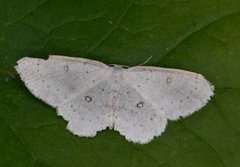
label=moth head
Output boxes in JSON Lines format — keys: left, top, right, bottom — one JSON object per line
{"left": 108, "top": 64, "right": 129, "bottom": 69}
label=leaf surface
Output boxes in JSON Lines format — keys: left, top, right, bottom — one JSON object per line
{"left": 0, "top": 0, "right": 240, "bottom": 166}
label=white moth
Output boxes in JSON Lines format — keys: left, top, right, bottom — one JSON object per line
{"left": 15, "top": 55, "right": 214, "bottom": 144}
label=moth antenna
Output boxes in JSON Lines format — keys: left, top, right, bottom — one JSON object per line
{"left": 0, "top": 69, "right": 16, "bottom": 78}
{"left": 136, "top": 55, "right": 153, "bottom": 66}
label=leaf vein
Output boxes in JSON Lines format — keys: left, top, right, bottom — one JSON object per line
{"left": 159, "top": 10, "right": 240, "bottom": 63}
{"left": 180, "top": 122, "right": 226, "bottom": 167}
{"left": 86, "top": 1, "right": 134, "bottom": 55}
{"left": 6, "top": 0, "right": 51, "bottom": 27}
{"left": 0, "top": 115, "right": 52, "bottom": 166}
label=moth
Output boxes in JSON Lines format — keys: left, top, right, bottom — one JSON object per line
{"left": 15, "top": 55, "right": 214, "bottom": 144}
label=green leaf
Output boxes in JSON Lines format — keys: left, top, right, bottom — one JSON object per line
{"left": 0, "top": 0, "right": 240, "bottom": 166}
